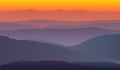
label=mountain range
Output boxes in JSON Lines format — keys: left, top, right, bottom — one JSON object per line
{"left": 0, "top": 27, "right": 120, "bottom": 46}
{"left": 1, "top": 34, "right": 120, "bottom": 65}
{"left": 0, "top": 20, "right": 120, "bottom": 30}
{"left": 0, "top": 36, "right": 102, "bottom": 65}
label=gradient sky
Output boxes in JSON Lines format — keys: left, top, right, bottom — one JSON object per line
{"left": 0, "top": 0, "right": 120, "bottom": 12}
{"left": 0, "top": 0, "right": 120, "bottom": 22}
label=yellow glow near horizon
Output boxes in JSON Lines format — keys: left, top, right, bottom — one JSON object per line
{"left": 0, "top": 0, "right": 120, "bottom": 12}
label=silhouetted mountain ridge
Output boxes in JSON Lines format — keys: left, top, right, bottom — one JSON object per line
{"left": 0, "top": 36, "right": 94, "bottom": 65}
{"left": 73, "top": 34, "right": 120, "bottom": 60}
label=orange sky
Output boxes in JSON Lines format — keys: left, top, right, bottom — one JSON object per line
{"left": 0, "top": 0, "right": 120, "bottom": 22}
{"left": 0, "top": 0, "right": 120, "bottom": 12}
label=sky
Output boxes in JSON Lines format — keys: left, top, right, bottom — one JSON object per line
{"left": 0, "top": 0, "right": 120, "bottom": 12}
{"left": 0, "top": 0, "right": 120, "bottom": 27}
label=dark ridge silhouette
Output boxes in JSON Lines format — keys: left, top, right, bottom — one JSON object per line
{"left": 1, "top": 61, "right": 120, "bottom": 70}
{"left": 0, "top": 36, "right": 93, "bottom": 65}
{"left": 73, "top": 34, "right": 120, "bottom": 60}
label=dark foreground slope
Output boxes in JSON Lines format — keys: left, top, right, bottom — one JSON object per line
{"left": 0, "top": 61, "right": 120, "bottom": 70}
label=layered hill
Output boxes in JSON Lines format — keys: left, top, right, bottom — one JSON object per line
{"left": 0, "top": 36, "right": 92, "bottom": 65}
{"left": 0, "top": 27, "right": 120, "bottom": 46}
{"left": 73, "top": 34, "right": 120, "bottom": 60}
